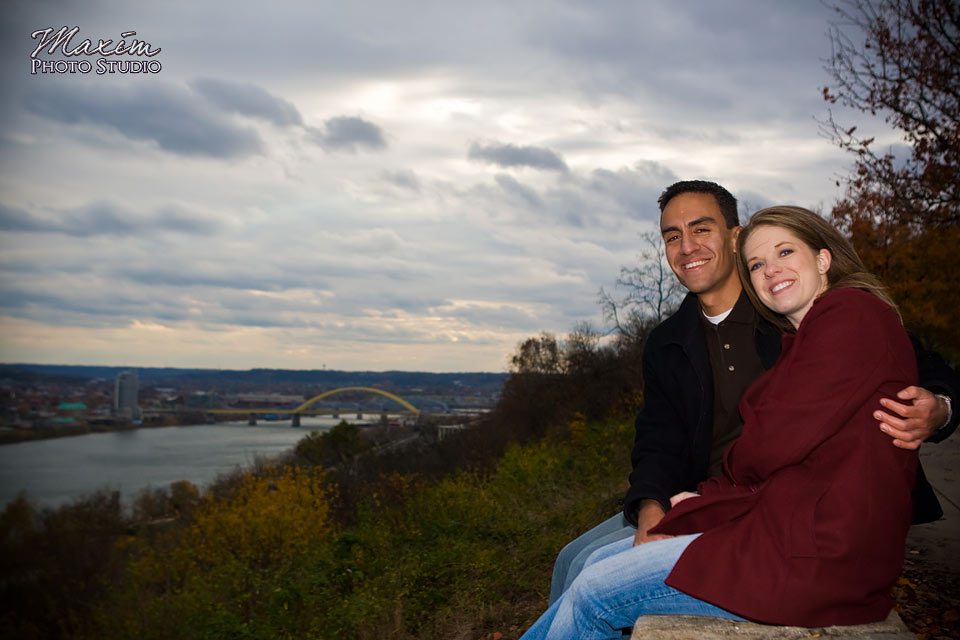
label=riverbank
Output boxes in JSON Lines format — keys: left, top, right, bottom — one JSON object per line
{"left": 0, "top": 421, "right": 321, "bottom": 510}
{"left": 0, "top": 412, "right": 215, "bottom": 446}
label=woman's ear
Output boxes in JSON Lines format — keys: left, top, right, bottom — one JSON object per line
{"left": 817, "top": 249, "right": 832, "bottom": 275}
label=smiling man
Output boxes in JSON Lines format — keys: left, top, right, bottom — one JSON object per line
{"left": 548, "top": 180, "right": 960, "bottom": 604}
{"left": 660, "top": 189, "right": 742, "bottom": 316}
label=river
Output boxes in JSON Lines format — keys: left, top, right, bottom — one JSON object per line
{"left": 0, "top": 417, "right": 363, "bottom": 511}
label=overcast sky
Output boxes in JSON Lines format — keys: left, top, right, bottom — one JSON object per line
{"left": 0, "top": 1, "right": 883, "bottom": 372}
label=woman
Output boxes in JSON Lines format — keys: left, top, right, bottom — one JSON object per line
{"left": 521, "top": 206, "right": 918, "bottom": 639}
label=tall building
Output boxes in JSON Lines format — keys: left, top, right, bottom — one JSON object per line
{"left": 114, "top": 370, "right": 140, "bottom": 420}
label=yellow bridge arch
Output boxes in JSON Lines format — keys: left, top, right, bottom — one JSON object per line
{"left": 294, "top": 386, "right": 420, "bottom": 415}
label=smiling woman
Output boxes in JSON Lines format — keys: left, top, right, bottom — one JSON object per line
{"left": 742, "top": 224, "right": 830, "bottom": 328}
{"left": 735, "top": 206, "right": 900, "bottom": 333}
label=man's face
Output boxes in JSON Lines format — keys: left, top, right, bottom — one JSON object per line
{"left": 660, "top": 192, "right": 740, "bottom": 296}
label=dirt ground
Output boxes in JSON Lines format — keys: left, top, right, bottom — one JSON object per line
{"left": 893, "top": 557, "right": 959, "bottom": 639}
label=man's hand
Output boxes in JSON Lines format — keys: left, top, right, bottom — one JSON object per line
{"left": 875, "top": 386, "right": 948, "bottom": 450}
{"left": 632, "top": 499, "right": 670, "bottom": 546}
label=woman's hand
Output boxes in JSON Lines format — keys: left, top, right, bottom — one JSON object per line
{"left": 670, "top": 491, "right": 699, "bottom": 507}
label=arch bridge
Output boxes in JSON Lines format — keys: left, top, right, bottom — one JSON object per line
{"left": 207, "top": 386, "right": 420, "bottom": 424}
{"left": 293, "top": 386, "right": 420, "bottom": 415}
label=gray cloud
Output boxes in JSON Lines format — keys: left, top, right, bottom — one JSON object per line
{"left": 0, "top": 202, "right": 223, "bottom": 237}
{"left": 120, "top": 266, "right": 289, "bottom": 291}
{"left": 381, "top": 169, "right": 421, "bottom": 193}
{"left": 468, "top": 160, "right": 675, "bottom": 229}
{"left": 541, "top": 186, "right": 591, "bottom": 227}
{"left": 118, "top": 254, "right": 340, "bottom": 293}
{"left": 0, "top": 1, "right": 850, "bottom": 370}
{"left": 495, "top": 173, "right": 543, "bottom": 209}
{"left": 0, "top": 290, "right": 147, "bottom": 328}
{"left": 468, "top": 141, "right": 568, "bottom": 172}
{"left": 191, "top": 77, "right": 304, "bottom": 127}
{"left": 736, "top": 191, "right": 776, "bottom": 220}
{"left": 530, "top": 2, "right": 833, "bottom": 128}
{"left": 0, "top": 204, "right": 40, "bottom": 233}
{"left": 330, "top": 228, "right": 408, "bottom": 255}
{"left": 582, "top": 161, "right": 677, "bottom": 221}
{"left": 428, "top": 301, "right": 540, "bottom": 329}
{"left": 26, "top": 82, "right": 264, "bottom": 158}
{"left": 310, "top": 116, "right": 387, "bottom": 152}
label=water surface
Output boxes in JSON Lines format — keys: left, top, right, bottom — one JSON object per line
{"left": 0, "top": 418, "right": 347, "bottom": 510}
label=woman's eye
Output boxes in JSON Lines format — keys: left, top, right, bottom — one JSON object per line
{"left": 749, "top": 262, "right": 762, "bottom": 272}
{"left": 779, "top": 249, "right": 793, "bottom": 257}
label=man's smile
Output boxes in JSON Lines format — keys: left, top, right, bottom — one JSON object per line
{"left": 682, "top": 258, "right": 709, "bottom": 270}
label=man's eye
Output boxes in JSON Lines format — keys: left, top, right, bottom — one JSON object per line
{"left": 664, "top": 235, "right": 679, "bottom": 243}
{"left": 694, "top": 227, "right": 709, "bottom": 234}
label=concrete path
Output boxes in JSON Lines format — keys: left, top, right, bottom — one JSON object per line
{"left": 906, "top": 432, "right": 959, "bottom": 577}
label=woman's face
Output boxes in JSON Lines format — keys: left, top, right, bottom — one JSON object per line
{"left": 743, "top": 225, "right": 831, "bottom": 328}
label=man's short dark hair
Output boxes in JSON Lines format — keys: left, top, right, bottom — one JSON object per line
{"left": 658, "top": 180, "right": 739, "bottom": 228}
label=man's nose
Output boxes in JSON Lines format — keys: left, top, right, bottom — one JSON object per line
{"left": 679, "top": 234, "right": 698, "bottom": 254}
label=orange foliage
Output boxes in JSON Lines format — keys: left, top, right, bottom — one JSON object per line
{"left": 832, "top": 192, "right": 960, "bottom": 362}
{"left": 185, "top": 465, "right": 332, "bottom": 568}
{"left": 126, "top": 465, "right": 334, "bottom": 596}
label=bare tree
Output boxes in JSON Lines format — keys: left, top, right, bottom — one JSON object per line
{"left": 563, "top": 321, "right": 602, "bottom": 374}
{"left": 509, "top": 332, "right": 563, "bottom": 374}
{"left": 598, "top": 231, "right": 684, "bottom": 341}
{"left": 821, "top": 0, "right": 960, "bottom": 226}
{"left": 821, "top": 0, "right": 960, "bottom": 359}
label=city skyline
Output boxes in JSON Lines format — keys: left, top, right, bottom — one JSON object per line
{"left": 0, "top": 2, "right": 896, "bottom": 372}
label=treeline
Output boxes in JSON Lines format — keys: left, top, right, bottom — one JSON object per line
{"left": 0, "top": 364, "right": 507, "bottom": 395}
{"left": 0, "top": 327, "right": 648, "bottom": 639}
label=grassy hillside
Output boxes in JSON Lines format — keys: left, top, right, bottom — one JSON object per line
{"left": 1, "top": 416, "right": 633, "bottom": 639}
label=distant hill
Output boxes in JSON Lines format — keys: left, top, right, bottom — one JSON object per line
{"left": 0, "top": 364, "right": 508, "bottom": 395}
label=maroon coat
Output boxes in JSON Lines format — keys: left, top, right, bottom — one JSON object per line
{"left": 651, "top": 287, "right": 918, "bottom": 626}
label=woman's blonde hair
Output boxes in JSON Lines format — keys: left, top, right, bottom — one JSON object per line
{"left": 735, "top": 205, "right": 899, "bottom": 332}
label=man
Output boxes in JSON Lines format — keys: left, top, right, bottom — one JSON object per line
{"left": 549, "top": 180, "right": 959, "bottom": 603}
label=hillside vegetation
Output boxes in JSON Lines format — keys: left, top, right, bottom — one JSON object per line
{"left": 1, "top": 329, "right": 642, "bottom": 639}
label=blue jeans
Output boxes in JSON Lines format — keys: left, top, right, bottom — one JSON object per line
{"left": 523, "top": 534, "right": 742, "bottom": 640}
{"left": 549, "top": 513, "right": 636, "bottom": 604}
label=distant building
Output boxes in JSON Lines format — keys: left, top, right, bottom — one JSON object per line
{"left": 228, "top": 393, "right": 305, "bottom": 408}
{"left": 184, "top": 390, "right": 223, "bottom": 409}
{"left": 49, "top": 401, "right": 87, "bottom": 428}
{"left": 114, "top": 370, "right": 140, "bottom": 419}
{"left": 56, "top": 401, "right": 88, "bottom": 413}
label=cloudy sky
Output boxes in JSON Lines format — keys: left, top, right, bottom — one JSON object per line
{"left": 0, "top": 1, "right": 883, "bottom": 372}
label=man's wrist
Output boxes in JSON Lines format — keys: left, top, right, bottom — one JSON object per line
{"left": 935, "top": 393, "right": 953, "bottom": 431}
{"left": 638, "top": 498, "right": 666, "bottom": 515}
